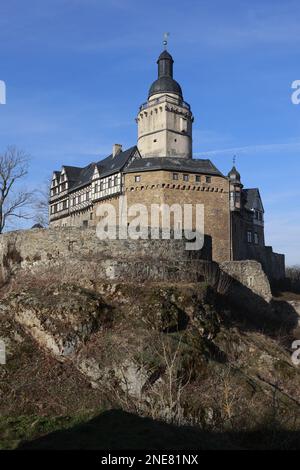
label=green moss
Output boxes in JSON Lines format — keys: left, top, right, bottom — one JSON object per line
{"left": 274, "top": 360, "right": 297, "bottom": 380}
{"left": 0, "top": 411, "right": 103, "bottom": 450}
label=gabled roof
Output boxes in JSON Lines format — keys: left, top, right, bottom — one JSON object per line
{"left": 62, "top": 166, "right": 82, "bottom": 181}
{"left": 123, "top": 156, "right": 224, "bottom": 177}
{"left": 67, "top": 164, "right": 95, "bottom": 191}
{"left": 63, "top": 146, "right": 139, "bottom": 192}
{"left": 243, "top": 188, "right": 264, "bottom": 212}
{"left": 95, "top": 146, "right": 139, "bottom": 178}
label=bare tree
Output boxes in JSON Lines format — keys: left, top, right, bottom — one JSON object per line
{"left": 33, "top": 175, "right": 51, "bottom": 227}
{"left": 0, "top": 146, "right": 32, "bottom": 233}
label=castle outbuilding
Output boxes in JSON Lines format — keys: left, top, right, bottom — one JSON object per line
{"left": 49, "top": 48, "right": 285, "bottom": 280}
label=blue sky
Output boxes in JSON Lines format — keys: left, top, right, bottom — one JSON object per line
{"left": 0, "top": 0, "right": 299, "bottom": 265}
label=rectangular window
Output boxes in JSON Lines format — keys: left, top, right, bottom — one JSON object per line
{"left": 206, "top": 176, "right": 212, "bottom": 183}
{"left": 254, "top": 233, "right": 259, "bottom": 245}
{"left": 173, "top": 173, "right": 179, "bottom": 180}
{"left": 183, "top": 174, "right": 189, "bottom": 182}
{"left": 135, "top": 175, "right": 141, "bottom": 182}
{"left": 78, "top": 195, "right": 81, "bottom": 204}
{"left": 108, "top": 178, "right": 112, "bottom": 188}
{"left": 114, "top": 176, "right": 118, "bottom": 186}
{"left": 195, "top": 175, "right": 201, "bottom": 183}
{"left": 247, "top": 231, "right": 252, "bottom": 243}
{"left": 100, "top": 181, "right": 104, "bottom": 191}
{"left": 180, "top": 117, "right": 187, "bottom": 133}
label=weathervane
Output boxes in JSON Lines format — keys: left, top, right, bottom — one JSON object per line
{"left": 163, "top": 32, "right": 170, "bottom": 50}
{"left": 233, "top": 155, "right": 237, "bottom": 166}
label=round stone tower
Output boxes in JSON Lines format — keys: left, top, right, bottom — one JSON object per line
{"left": 136, "top": 50, "right": 193, "bottom": 159}
{"left": 228, "top": 165, "right": 243, "bottom": 211}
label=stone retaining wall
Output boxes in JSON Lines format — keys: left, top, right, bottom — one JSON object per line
{"left": 0, "top": 228, "right": 273, "bottom": 304}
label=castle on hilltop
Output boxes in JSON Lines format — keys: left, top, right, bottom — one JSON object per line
{"left": 49, "top": 48, "right": 285, "bottom": 279}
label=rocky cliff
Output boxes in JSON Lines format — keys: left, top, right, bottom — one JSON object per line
{"left": 0, "top": 228, "right": 300, "bottom": 449}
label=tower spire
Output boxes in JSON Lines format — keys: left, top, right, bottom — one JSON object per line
{"left": 163, "top": 32, "right": 170, "bottom": 50}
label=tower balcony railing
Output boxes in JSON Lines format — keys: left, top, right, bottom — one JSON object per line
{"left": 139, "top": 94, "right": 190, "bottom": 112}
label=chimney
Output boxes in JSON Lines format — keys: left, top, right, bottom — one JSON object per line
{"left": 112, "top": 144, "right": 122, "bottom": 158}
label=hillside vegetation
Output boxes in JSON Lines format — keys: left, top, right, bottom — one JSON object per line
{"left": 1, "top": 264, "right": 300, "bottom": 449}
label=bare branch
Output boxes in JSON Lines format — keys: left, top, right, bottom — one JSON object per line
{"left": 32, "top": 175, "right": 51, "bottom": 227}
{"left": 0, "top": 146, "right": 31, "bottom": 233}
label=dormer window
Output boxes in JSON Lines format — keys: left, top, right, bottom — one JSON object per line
{"left": 254, "top": 210, "right": 263, "bottom": 222}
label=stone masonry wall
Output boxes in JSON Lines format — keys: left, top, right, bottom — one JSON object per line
{"left": 221, "top": 260, "right": 272, "bottom": 302}
{"left": 0, "top": 227, "right": 210, "bottom": 283}
{"left": 124, "top": 170, "right": 231, "bottom": 263}
{"left": 50, "top": 170, "right": 231, "bottom": 264}
{"left": 0, "top": 227, "right": 273, "bottom": 307}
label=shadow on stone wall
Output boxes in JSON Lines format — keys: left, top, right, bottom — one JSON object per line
{"left": 218, "top": 275, "right": 299, "bottom": 340}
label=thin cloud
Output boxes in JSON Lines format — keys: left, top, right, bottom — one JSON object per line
{"left": 195, "top": 142, "right": 300, "bottom": 158}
